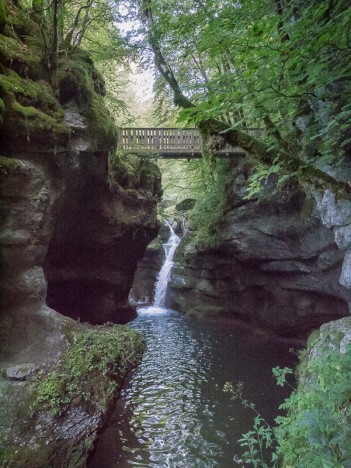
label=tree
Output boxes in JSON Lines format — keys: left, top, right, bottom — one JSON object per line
{"left": 30, "top": 0, "right": 125, "bottom": 69}
{"left": 133, "top": 0, "right": 351, "bottom": 197}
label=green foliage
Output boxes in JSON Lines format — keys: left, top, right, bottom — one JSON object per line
{"left": 188, "top": 158, "right": 234, "bottom": 244}
{"left": 238, "top": 416, "right": 275, "bottom": 468}
{"left": 272, "top": 366, "right": 295, "bottom": 389}
{"left": 224, "top": 381, "right": 277, "bottom": 467}
{"left": 108, "top": 149, "right": 160, "bottom": 195}
{"left": 25, "top": 0, "right": 125, "bottom": 63}
{"left": 0, "top": 0, "right": 6, "bottom": 32}
{"left": 226, "top": 336, "right": 351, "bottom": 467}
{"left": 0, "top": 69, "right": 70, "bottom": 143}
{"left": 32, "top": 326, "right": 145, "bottom": 416}
{"left": 275, "top": 343, "right": 351, "bottom": 467}
{"left": 175, "top": 198, "right": 196, "bottom": 212}
{"left": 158, "top": 158, "right": 203, "bottom": 205}
{"left": 129, "top": 0, "right": 351, "bottom": 195}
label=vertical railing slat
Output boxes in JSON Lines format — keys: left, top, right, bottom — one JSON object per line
{"left": 117, "top": 127, "right": 261, "bottom": 155}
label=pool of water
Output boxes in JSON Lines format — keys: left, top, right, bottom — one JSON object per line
{"left": 88, "top": 306, "right": 299, "bottom": 467}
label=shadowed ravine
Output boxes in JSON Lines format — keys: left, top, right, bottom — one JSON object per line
{"left": 88, "top": 226, "right": 298, "bottom": 467}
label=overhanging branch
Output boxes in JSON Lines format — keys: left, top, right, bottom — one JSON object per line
{"left": 141, "top": 0, "right": 351, "bottom": 198}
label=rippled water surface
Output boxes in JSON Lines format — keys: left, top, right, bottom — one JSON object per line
{"left": 89, "top": 307, "right": 298, "bottom": 467}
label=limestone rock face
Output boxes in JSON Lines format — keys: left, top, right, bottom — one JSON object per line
{"left": 315, "top": 181, "right": 351, "bottom": 289}
{"left": 0, "top": 157, "right": 68, "bottom": 364}
{"left": 41, "top": 102, "right": 160, "bottom": 324}
{"left": 168, "top": 158, "right": 351, "bottom": 338}
{"left": 0, "top": 2, "right": 160, "bottom": 464}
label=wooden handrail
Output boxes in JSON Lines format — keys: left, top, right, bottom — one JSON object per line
{"left": 117, "top": 127, "right": 263, "bottom": 157}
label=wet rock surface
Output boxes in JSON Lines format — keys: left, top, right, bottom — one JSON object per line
{"left": 0, "top": 3, "right": 159, "bottom": 465}
{"left": 168, "top": 159, "right": 351, "bottom": 338}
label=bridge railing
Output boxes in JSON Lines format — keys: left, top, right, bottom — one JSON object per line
{"left": 117, "top": 128, "right": 202, "bottom": 153}
{"left": 117, "top": 127, "right": 264, "bottom": 155}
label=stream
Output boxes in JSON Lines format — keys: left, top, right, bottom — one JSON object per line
{"left": 89, "top": 225, "right": 298, "bottom": 467}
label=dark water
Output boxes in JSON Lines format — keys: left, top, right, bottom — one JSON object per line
{"left": 89, "top": 306, "right": 298, "bottom": 467}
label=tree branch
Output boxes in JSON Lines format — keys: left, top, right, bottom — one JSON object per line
{"left": 141, "top": 0, "right": 351, "bottom": 198}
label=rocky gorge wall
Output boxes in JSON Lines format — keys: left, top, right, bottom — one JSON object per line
{"left": 0, "top": 1, "right": 160, "bottom": 464}
{"left": 167, "top": 157, "right": 351, "bottom": 339}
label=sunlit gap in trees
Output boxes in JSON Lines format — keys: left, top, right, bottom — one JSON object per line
{"left": 114, "top": 2, "right": 157, "bottom": 126}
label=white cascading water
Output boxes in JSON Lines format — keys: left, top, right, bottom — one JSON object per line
{"left": 153, "top": 220, "right": 180, "bottom": 308}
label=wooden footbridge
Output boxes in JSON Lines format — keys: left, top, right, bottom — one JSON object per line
{"left": 117, "top": 128, "right": 263, "bottom": 159}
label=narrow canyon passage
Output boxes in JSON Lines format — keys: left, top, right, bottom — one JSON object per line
{"left": 89, "top": 225, "right": 298, "bottom": 467}
{"left": 1, "top": 1, "right": 351, "bottom": 465}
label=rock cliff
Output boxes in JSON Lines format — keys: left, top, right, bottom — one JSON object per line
{"left": 168, "top": 156, "right": 351, "bottom": 338}
{"left": 0, "top": 1, "right": 160, "bottom": 464}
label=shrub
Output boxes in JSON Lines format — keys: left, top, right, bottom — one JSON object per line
{"left": 32, "top": 325, "right": 145, "bottom": 416}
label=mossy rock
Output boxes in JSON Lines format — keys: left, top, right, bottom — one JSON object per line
{"left": 3, "top": 1, "right": 39, "bottom": 40}
{"left": 176, "top": 198, "right": 196, "bottom": 212}
{"left": 0, "top": 155, "right": 22, "bottom": 171}
{"left": 0, "top": 33, "right": 42, "bottom": 79}
{"left": 31, "top": 325, "right": 146, "bottom": 415}
{"left": 146, "top": 235, "right": 163, "bottom": 252}
{"left": 86, "top": 94, "right": 117, "bottom": 150}
{"left": 0, "top": 325, "right": 146, "bottom": 467}
{"left": 109, "top": 152, "right": 137, "bottom": 188}
{"left": 52, "top": 49, "right": 106, "bottom": 106}
{"left": 0, "top": 5, "right": 112, "bottom": 152}
{"left": 0, "top": 70, "right": 69, "bottom": 145}
{"left": 71, "top": 48, "right": 106, "bottom": 95}
{"left": 52, "top": 59, "right": 93, "bottom": 106}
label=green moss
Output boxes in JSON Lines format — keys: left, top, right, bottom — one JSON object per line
{"left": 52, "top": 59, "right": 93, "bottom": 106}
{"left": 0, "top": 155, "right": 22, "bottom": 171}
{"left": 3, "top": 1, "right": 39, "bottom": 39}
{"left": 109, "top": 150, "right": 134, "bottom": 187}
{"left": 0, "top": 70, "right": 60, "bottom": 113}
{"left": 86, "top": 94, "right": 117, "bottom": 149}
{"left": 176, "top": 198, "right": 196, "bottom": 212}
{"left": 0, "top": 70, "right": 69, "bottom": 144}
{"left": 11, "top": 100, "right": 68, "bottom": 138}
{"left": 51, "top": 48, "right": 106, "bottom": 106}
{"left": 0, "top": 8, "right": 113, "bottom": 152}
{"left": 0, "top": 324, "right": 146, "bottom": 467}
{"left": 189, "top": 159, "right": 233, "bottom": 247}
{"left": 0, "top": 33, "right": 41, "bottom": 79}
{"left": 108, "top": 151, "right": 161, "bottom": 197}
{"left": 32, "top": 325, "right": 145, "bottom": 416}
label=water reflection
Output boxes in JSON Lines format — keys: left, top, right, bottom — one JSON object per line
{"left": 89, "top": 307, "right": 298, "bottom": 467}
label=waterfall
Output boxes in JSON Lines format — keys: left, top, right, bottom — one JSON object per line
{"left": 153, "top": 221, "right": 180, "bottom": 308}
